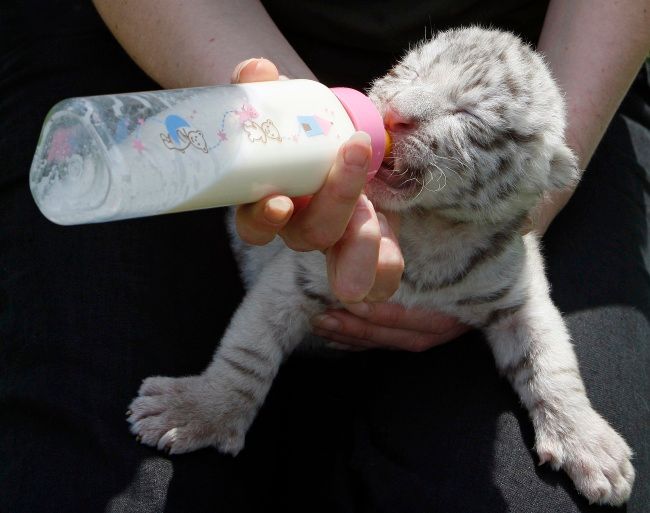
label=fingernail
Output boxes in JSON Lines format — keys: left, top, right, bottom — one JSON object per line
{"left": 311, "top": 314, "right": 341, "bottom": 331}
{"left": 344, "top": 132, "right": 371, "bottom": 168}
{"left": 349, "top": 131, "right": 371, "bottom": 145}
{"left": 231, "top": 58, "right": 258, "bottom": 83}
{"left": 345, "top": 301, "right": 371, "bottom": 317}
{"left": 264, "top": 197, "right": 292, "bottom": 224}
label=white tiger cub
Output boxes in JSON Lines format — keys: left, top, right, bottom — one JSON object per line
{"left": 127, "top": 27, "right": 635, "bottom": 505}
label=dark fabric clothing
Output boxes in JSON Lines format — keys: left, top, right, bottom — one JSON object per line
{"left": 1, "top": 2, "right": 649, "bottom": 512}
{"left": 262, "top": 0, "right": 550, "bottom": 89}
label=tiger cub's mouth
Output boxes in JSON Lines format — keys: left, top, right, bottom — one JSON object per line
{"left": 373, "top": 156, "right": 420, "bottom": 194}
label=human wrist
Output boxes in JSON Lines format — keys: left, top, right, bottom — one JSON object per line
{"left": 530, "top": 187, "right": 576, "bottom": 236}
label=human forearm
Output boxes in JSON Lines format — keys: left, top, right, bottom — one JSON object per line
{"left": 92, "top": 0, "right": 315, "bottom": 88}
{"left": 533, "top": 0, "right": 650, "bottom": 233}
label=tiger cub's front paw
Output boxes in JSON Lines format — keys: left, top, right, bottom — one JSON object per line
{"left": 535, "top": 408, "right": 634, "bottom": 506}
{"left": 126, "top": 375, "right": 253, "bottom": 456}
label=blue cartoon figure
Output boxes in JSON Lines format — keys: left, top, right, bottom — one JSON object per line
{"left": 160, "top": 115, "right": 208, "bottom": 153}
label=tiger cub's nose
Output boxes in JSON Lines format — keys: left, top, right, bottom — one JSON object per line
{"left": 383, "top": 107, "right": 418, "bottom": 133}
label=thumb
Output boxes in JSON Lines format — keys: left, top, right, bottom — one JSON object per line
{"left": 231, "top": 58, "right": 280, "bottom": 84}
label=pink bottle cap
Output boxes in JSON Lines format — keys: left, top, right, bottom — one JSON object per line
{"left": 330, "top": 87, "right": 386, "bottom": 180}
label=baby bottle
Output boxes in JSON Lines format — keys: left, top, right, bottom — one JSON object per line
{"left": 29, "top": 79, "right": 390, "bottom": 225}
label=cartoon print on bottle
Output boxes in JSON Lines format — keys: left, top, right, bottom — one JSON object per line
{"left": 235, "top": 104, "right": 259, "bottom": 124}
{"left": 297, "top": 115, "right": 332, "bottom": 137}
{"left": 261, "top": 120, "right": 282, "bottom": 142}
{"left": 242, "top": 120, "right": 266, "bottom": 143}
{"left": 158, "top": 102, "right": 285, "bottom": 153}
{"left": 243, "top": 119, "right": 282, "bottom": 143}
{"left": 160, "top": 114, "right": 208, "bottom": 153}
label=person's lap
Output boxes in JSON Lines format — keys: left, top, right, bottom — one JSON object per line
{"left": 1, "top": 6, "right": 648, "bottom": 511}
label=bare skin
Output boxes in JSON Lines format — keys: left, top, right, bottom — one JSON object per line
{"left": 93, "top": 0, "right": 650, "bottom": 350}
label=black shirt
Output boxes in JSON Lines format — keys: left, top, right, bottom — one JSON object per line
{"left": 262, "top": 0, "right": 550, "bottom": 88}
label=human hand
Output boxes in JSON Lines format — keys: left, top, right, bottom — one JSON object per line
{"left": 231, "top": 58, "right": 404, "bottom": 303}
{"left": 311, "top": 301, "right": 470, "bottom": 351}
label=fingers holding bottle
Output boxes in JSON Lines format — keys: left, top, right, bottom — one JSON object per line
{"left": 229, "top": 58, "right": 402, "bottom": 306}
{"left": 281, "top": 131, "right": 371, "bottom": 252}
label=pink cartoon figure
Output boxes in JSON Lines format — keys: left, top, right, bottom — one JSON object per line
{"left": 235, "top": 104, "right": 259, "bottom": 124}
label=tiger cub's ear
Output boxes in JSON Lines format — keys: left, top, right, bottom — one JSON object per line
{"left": 549, "top": 144, "right": 580, "bottom": 189}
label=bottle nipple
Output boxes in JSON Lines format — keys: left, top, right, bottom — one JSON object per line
{"left": 384, "top": 130, "right": 392, "bottom": 161}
